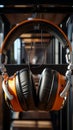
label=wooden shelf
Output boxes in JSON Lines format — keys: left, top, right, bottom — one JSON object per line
{"left": 10, "top": 120, "right": 53, "bottom": 130}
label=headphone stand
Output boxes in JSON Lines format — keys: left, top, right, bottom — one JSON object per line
{"left": 5, "top": 64, "right": 68, "bottom": 76}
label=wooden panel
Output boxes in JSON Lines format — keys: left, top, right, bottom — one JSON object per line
{"left": 10, "top": 120, "right": 53, "bottom": 130}
{"left": 18, "top": 111, "right": 51, "bottom": 120}
{"left": 5, "top": 13, "right": 67, "bottom": 25}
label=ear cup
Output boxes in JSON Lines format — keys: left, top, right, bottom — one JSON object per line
{"left": 37, "top": 68, "right": 66, "bottom": 111}
{"left": 37, "top": 68, "right": 57, "bottom": 110}
{"left": 15, "top": 68, "right": 37, "bottom": 111}
{"left": 3, "top": 76, "right": 24, "bottom": 112}
{"left": 51, "top": 73, "right": 66, "bottom": 110}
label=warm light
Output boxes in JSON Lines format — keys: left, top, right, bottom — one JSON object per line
{"left": 22, "top": 38, "right": 49, "bottom": 43}
{"left": 20, "top": 33, "right": 51, "bottom": 38}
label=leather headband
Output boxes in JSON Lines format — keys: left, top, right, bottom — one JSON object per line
{"left": 0, "top": 18, "right": 72, "bottom": 54}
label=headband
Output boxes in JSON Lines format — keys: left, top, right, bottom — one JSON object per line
{"left": 0, "top": 19, "right": 72, "bottom": 55}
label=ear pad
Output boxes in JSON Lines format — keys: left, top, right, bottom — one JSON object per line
{"left": 37, "top": 68, "right": 66, "bottom": 111}
{"left": 37, "top": 68, "right": 55, "bottom": 110}
{"left": 15, "top": 68, "right": 37, "bottom": 111}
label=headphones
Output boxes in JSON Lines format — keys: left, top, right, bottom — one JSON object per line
{"left": 0, "top": 19, "right": 72, "bottom": 112}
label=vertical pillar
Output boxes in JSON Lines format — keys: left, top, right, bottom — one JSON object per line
{"left": 1, "top": 14, "right": 11, "bottom": 130}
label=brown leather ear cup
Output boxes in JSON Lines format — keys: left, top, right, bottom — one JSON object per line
{"left": 51, "top": 72, "right": 66, "bottom": 110}
{"left": 15, "top": 68, "right": 37, "bottom": 111}
{"left": 4, "top": 75, "right": 23, "bottom": 112}
{"left": 37, "top": 68, "right": 58, "bottom": 110}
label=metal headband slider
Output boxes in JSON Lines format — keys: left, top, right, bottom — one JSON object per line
{"left": 0, "top": 54, "right": 7, "bottom": 75}
{"left": 70, "top": 51, "right": 73, "bottom": 64}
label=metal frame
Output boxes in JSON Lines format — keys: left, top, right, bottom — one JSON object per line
{"left": 0, "top": 6, "right": 73, "bottom": 14}
{"left": 0, "top": 0, "right": 73, "bottom": 5}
